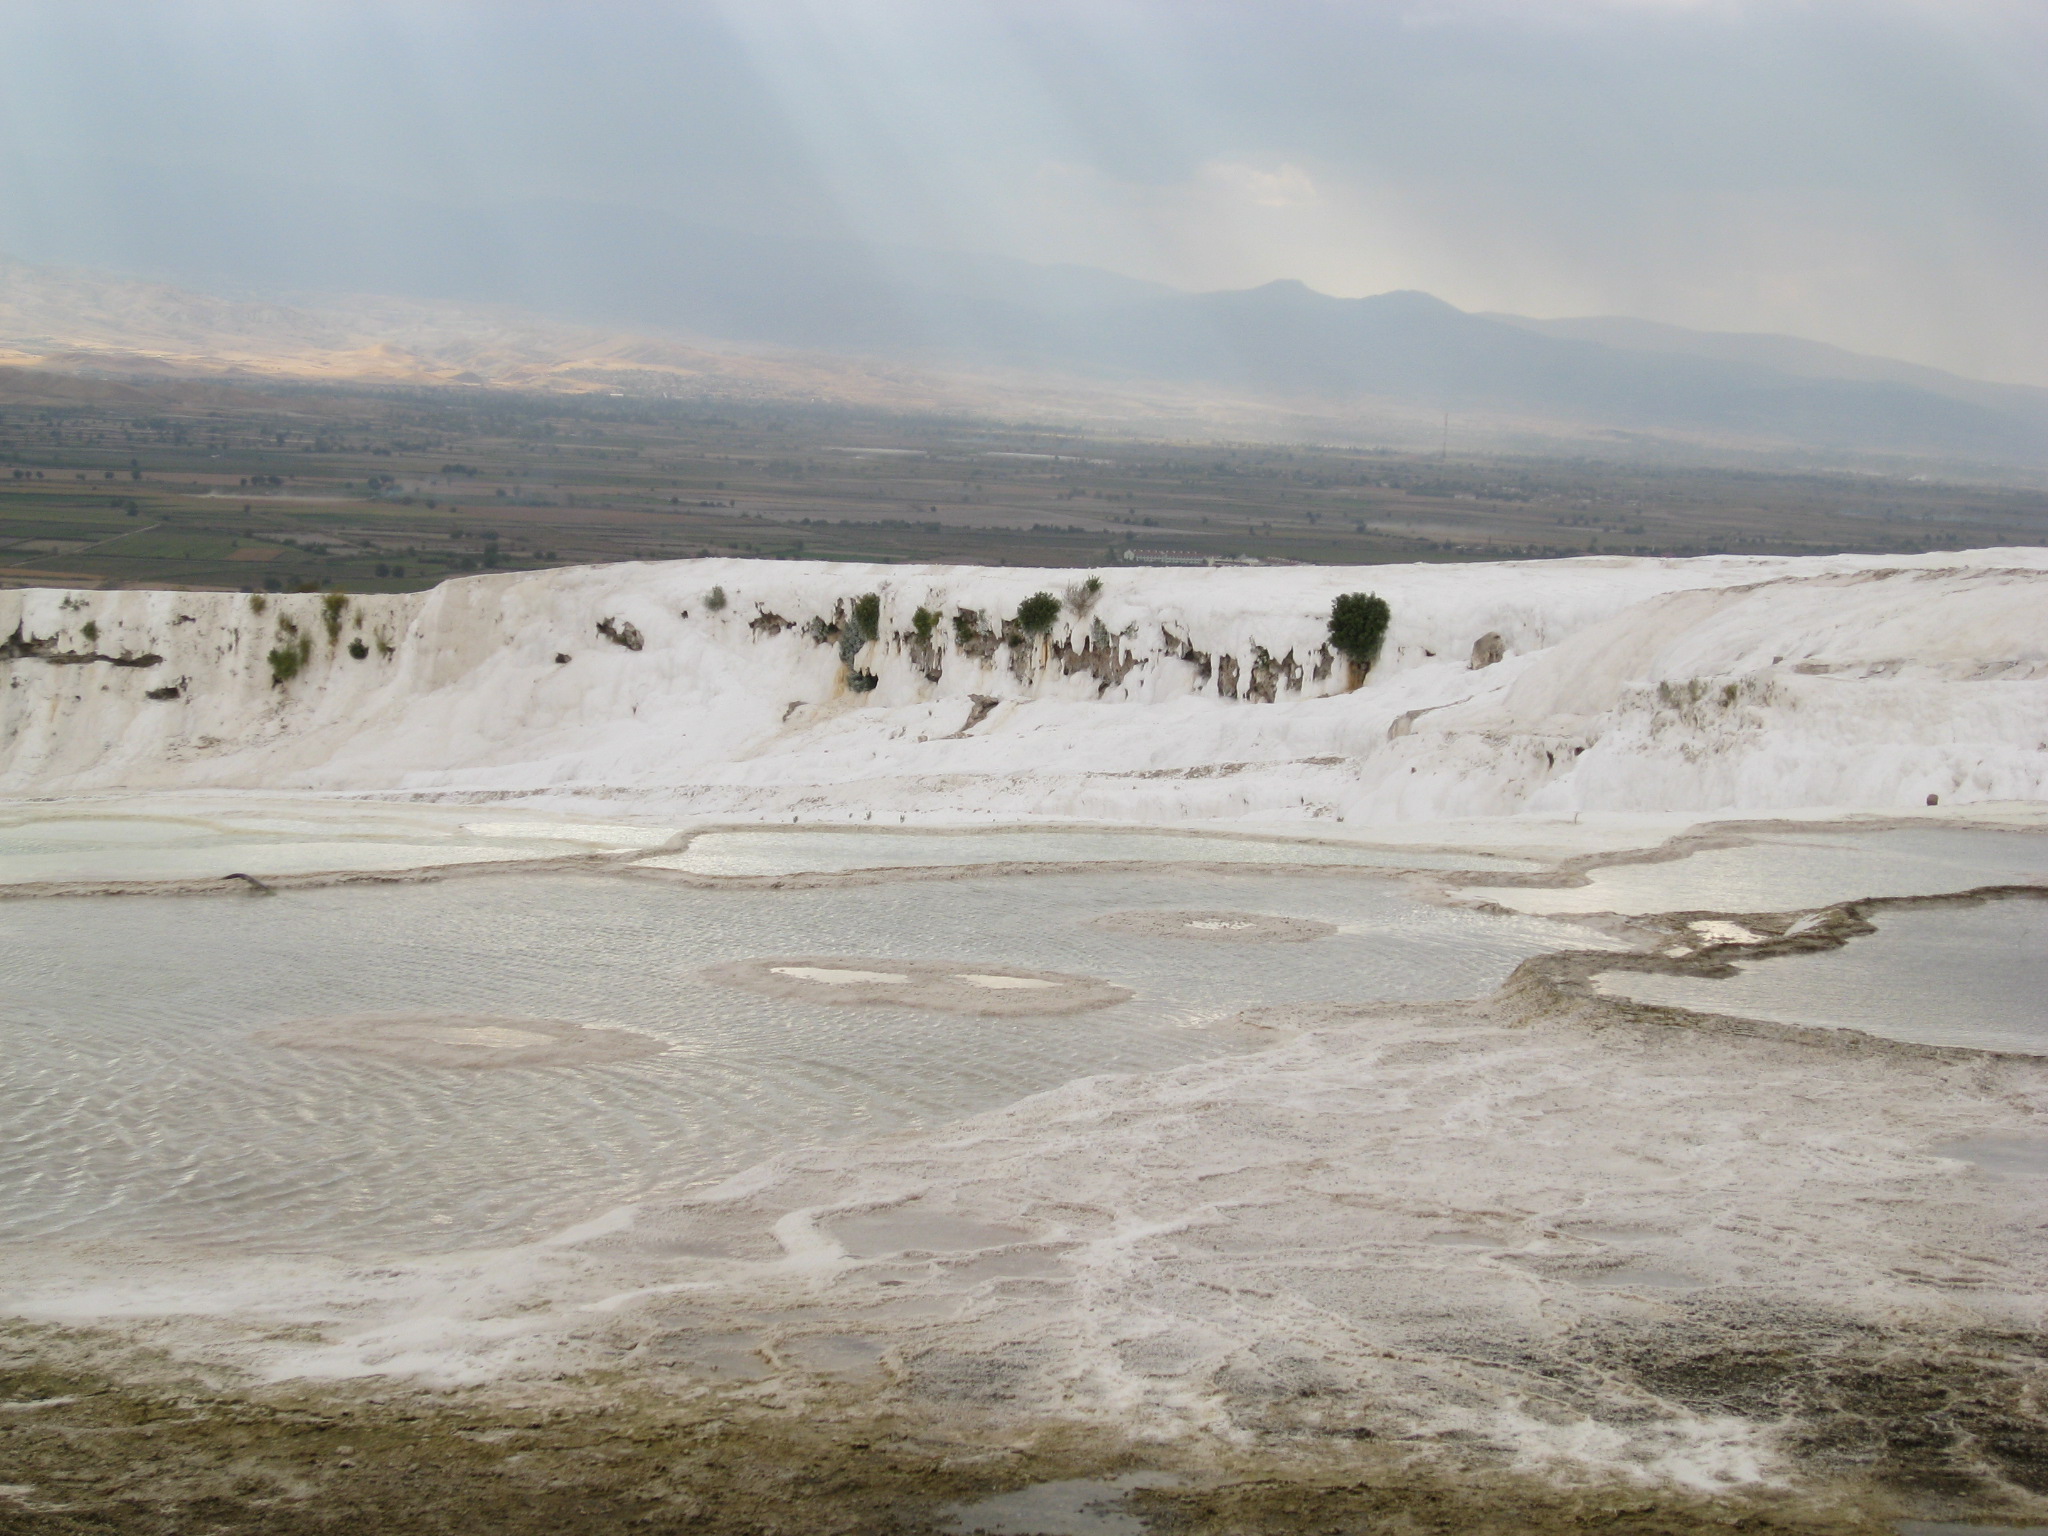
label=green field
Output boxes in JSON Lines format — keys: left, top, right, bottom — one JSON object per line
{"left": 3, "top": 369, "right": 2042, "bottom": 593}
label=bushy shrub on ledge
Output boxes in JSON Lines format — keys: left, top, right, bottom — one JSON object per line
{"left": 1016, "top": 591, "right": 1060, "bottom": 635}
{"left": 851, "top": 592, "right": 881, "bottom": 643}
{"left": 268, "top": 623, "right": 313, "bottom": 687}
{"left": 1328, "top": 592, "right": 1391, "bottom": 680}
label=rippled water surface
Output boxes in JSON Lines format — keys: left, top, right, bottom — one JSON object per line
{"left": 0, "top": 867, "right": 1589, "bottom": 1254}
{"left": 1599, "top": 897, "right": 2048, "bottom": 1053}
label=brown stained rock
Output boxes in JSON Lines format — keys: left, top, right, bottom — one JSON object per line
{"left": 1242, "top": 647, "right": 1300, "bottom": 703}
{"left": 1, "top": 623, "right": 163, "bottom": 668}
{"left": 1163, "top": 627, "right": 1212, "bottom": 683}
{"left": 957, "top": 694, "right": 1000, "bottom": 733}
{"left": 1052, "top": 620, "right": 1140, "bottom": 695}
{"left": 596, "top": 617, "right": 644, "bottom": 651}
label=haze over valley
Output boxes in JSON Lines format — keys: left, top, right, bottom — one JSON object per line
{"left": 5, "top": 247, "right": 2047, "bottom": 480}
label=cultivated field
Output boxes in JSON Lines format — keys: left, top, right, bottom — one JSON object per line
{"left": 3, "top": 370, "right": 2045, "bottom": 593}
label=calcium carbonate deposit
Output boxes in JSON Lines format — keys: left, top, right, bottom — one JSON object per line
{"left": 4, "top": 548, "right": 2046, "bottom": 820}
{"left": 3, "top": 550, "right": 2046, "bottom": 1529}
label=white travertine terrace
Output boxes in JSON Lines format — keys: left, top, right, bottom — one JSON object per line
{"left": 5, "top": 549, "right": 2047, "bottom": 1506}
{"left": 4, "top": 548, "right": 2045, "bottom": 824}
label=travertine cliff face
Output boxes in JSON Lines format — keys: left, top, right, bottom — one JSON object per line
{"left": 6, "top": 548, "right": 2045, "bottom": 822}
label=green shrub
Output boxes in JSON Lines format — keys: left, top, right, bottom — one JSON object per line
{"left": 268, "top": 627, "right": 313, "bottom": 687}
{"left": 912, "top": 606, "right": 938, "bottom": 642}
{"left": 321, "top": 590, "right": 349, "bottom": 644}
{"left": 953, "top": 610, "right": 981, "bottom": 645}
{"left": 851, "top": 592, "right": 881, "bottom": 642}
{"left": 1016, "top": 591, "right": 1061, "bottom": 635}
{"left": 705, "top": 585, "right": 728, "bottom": 612}
{"left": 347, "top": 638, "right": 369, "bottom": 660}
{"left": 249, "top": 594, "right": 267, "bottom": 615}
{"left": 1328, "top": 592, "right": 1391, "bottom": 676}
{"left": 80, "top": 620, "right": 98, "bottom": 643}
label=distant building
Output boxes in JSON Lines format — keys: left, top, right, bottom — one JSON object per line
{"left": 1119, "top": 548, "right": 1212, "bottom": 566}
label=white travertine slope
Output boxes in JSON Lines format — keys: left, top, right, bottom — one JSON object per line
{"left": 4, "top": 548, "right": 2045, "bottom": 822}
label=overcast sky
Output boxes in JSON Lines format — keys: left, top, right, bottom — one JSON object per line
{"left": 3, "top": 0, "right": 2044, "bottom": 384}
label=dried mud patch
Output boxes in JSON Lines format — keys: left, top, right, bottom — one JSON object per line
{"left": 702, "top": 957, "right": 1132, "bottom": 1016}
{"left": 1087, "top": 909, "right": 1338, "bottom": 943}
{"left": 254, "top": 1013, "right": 665, "bottom": 1069}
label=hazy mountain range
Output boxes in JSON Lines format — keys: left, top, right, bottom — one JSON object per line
{"left": 4, "top": 229, "right": 2045, "bottom": 474}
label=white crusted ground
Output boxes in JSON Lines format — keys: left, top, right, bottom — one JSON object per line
{"left": 4, "top": 548, "right": 2046, "bottom": 823}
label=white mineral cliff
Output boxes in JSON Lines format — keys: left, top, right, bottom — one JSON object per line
{"left": 4, "top": 549, "right": 2045, "bottom": 822}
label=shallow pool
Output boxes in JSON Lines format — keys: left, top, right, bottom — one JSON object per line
{"left": 1597, "top": 897, "right": 2048, "bottom": 1054}
{"left": 643, "top": 827, "right": 1541, "bottom": 877}
{"left": 0, "top": 804, "right": 672, "bottom": 885}
{"left": 1468, "top": 827, "right": 2048, "bottom": 916}
{"left": 0, "top": 868, "right": 1593, "bottom": 1255}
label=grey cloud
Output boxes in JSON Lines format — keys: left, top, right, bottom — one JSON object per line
{"left": 0, "top": 0, "right": 2041, "bottom": 382}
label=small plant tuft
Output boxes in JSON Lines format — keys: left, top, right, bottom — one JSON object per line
{"left": 1064, "top": 575, "right": 1103, "bottom": 615}
{"left": 249, "top": 594, "right": 267, "bottom": 615}
{"left": 321, "top": 590, "right": 349, "bottom": 644}
{"left": 347, "top": 638, "right": 369, "bottom": 660}
{"left": 1015, "top": 591, "right": 1061, "bottom": 635}
{"left": 912, "top": 606, "right": 938, "bottom": 642}
{"left": 80, "top": 620, "right": 98, "bottom": 643}
{"left": 1328, "top": 592, "right": 1391, "bottom": 681}
{"left": 705, "top": 585, "right": 728, "bottom": 612}
{"left": 850, "top": 592, "right": 881, "bottom": 643}
{"left": 268, "top": 627, "right": 313, "bottom": 687}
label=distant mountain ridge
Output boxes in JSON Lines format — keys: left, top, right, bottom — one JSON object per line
{"left": 1055, "top": 281, "right": 2048, "bottom": 464}
{"left": 1482, "top": 310, "right": 2041, "bottom": 418}
{"left": 3, "top": 242, "right": 2045, "bottom": 472}
{"left": 7, "top": 162, "right": 2041, "bottom": 467}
